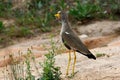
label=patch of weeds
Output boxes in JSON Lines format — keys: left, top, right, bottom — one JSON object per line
{"left": 96, "top": 53, "right": 106, "bottom": 58}
{"left": 18, "top": 27, "right": 33, "bottom": 37}
{"left": 3, "top": 53, "right": 26, "bottom": 80}
{"left": 0, "top": 1, "right": 12, "bottom": 17}
{"left": 69, "top": 0, "right": 102, "bottom": 21}
{"left": 27, "top": 0, "right": 59, "bottom": 32}
{"left": 3, "top": 49, "right": 36, "bottom": 80}
{"left": 8, "top": 54, "right": 25, "bottom": 80}
{"left": 94, "top": 0, "right": 120, "bottom": 20}
{"left": 28, "top": 0, "right": 50, "bottom": 10}
{"left": 68, "top": 0, "right": 120, "bottom": 21}
{"left": 39, "top": 13, "right": 52, "bottom": 32}
{"left": 58, "top": 0, "right": 67, "bottom": 10}
{"left": 11, "top": 0, "right": 54, "bottom": 32}
{"left": 38, "top": 38, "right": 61, "bottom": 80}
{"left": 4, "top": 26, "right": 32, "bottom": 37}
{"left": 15, "top": 11, "right": 35, "bottom": 26}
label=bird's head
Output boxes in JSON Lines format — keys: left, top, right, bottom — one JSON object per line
{"left": 54, "top": 11, "right": 68, "bottom": 23}
{"left": 54, "top": 11, "right": 61, "bottom": 20}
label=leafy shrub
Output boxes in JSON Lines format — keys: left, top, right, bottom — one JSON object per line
{"left": 69, "top": 1, "right": 102, "bottom": 21}
{"left": 39, "top": 39, "right": 61, "bottom": 80}
{"left": 39, "top": 53, "right": 61, "bottom": 80}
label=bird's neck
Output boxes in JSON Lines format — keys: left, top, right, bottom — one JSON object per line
{"left": 60, "top": 20, "right": 71, "bottom": 35}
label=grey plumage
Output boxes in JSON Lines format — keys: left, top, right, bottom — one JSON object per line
{"left": 59, "top": 11, "right": 96, "bottom": 60}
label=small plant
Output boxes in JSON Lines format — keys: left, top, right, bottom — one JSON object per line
{"left": 38, "top": 38, "right": 61, "bottom": 80}
{"left": 39, "top": 53, "right": 61, "bottom": 80}
{"left": 25, "top": 49, "right": 35, "bottom": 80}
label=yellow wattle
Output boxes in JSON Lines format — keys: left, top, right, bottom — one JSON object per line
{"left": 54, "top": 13, "right": 60, "bottom": 19}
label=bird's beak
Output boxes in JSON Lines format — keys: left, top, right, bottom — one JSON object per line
{"left": 54, "top": 13, "right": 60, "bottom": 20}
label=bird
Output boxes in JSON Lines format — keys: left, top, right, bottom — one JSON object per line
{"left": 55, "top": 11, "right": 96, "bottom": 76}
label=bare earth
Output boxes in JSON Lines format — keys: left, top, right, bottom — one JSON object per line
{"left": 0, "top": 20, "right": 120, "bottom": 80}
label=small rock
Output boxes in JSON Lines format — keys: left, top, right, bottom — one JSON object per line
{"left": 79, "top": 34, "right": 88, "bottom": 39}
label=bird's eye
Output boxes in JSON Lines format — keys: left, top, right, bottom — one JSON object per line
{"left": 58, "top": 11, "right": 61, "bottom": 14}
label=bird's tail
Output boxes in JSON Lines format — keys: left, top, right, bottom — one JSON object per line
{"left": 86, "top": 53, "right": 96, "bottom": 60}
{"left": 76, "top": 50, "right": 96, "bottom": 60}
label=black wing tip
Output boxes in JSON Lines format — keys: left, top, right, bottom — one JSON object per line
{"left": 76, "top": 50, "right": 96, "bottom": 60}
{"left": 87, "top": 53, "right": 96, "bottom": 60}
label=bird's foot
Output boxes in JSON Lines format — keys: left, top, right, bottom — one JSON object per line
{"left": 66, "top": 71, "right": 79, "bottom": 78}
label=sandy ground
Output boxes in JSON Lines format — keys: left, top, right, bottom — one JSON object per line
{"left": 0, "top": 20, "right": 120, "bottom": 80}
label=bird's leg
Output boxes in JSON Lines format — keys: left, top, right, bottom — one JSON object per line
{"left": 72, "top": 50, "right": 76, "bottom": 75}
{"left": 66, "top": 50, "right": 71, "bottom": 76}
